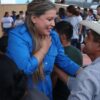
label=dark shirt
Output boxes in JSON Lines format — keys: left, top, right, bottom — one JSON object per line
{"left": 64, "top": 45, "right": 83, "bottom": 66}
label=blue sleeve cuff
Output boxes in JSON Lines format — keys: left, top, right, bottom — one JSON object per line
{"left": 24, "top": 56, "right": 39, "bottom": 75}
{"left": 56, "top": 55, "right": 80, "bottom": 76}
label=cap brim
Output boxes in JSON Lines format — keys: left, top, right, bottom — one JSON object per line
{"left": 80, "top": 20, "right": 100, "bottom": 35}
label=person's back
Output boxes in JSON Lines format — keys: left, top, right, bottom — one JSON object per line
{"left": 1, "top": 12, "right": 14, "bottom": 35}
{"left": 53, "top": 21, "right": 83, "bottom": 100}
{"left": 64, "top": 45, "right": 83, "bottom": 66}
{"left": 66, "top": 5, "right": 83, "bottom": 49}
{"left": 0, "top": 53, "right": 27, "bottom": 100}
{"left": 14, "top": 15, "right": 24, "bottom": 26}
{"left": 54, "top": 21, "right": 83, "bottom": 66}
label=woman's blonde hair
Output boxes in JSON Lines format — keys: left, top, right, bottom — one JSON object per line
{"left": 26, "top": 0, "right": 56, "bottom": 50}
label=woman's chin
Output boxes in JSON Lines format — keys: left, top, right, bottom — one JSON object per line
{"left": 44, "top": 31, "right": 50, "bottom": 36}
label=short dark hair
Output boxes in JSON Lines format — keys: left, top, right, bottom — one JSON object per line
{"left": 55, "top": 21, "right": 73, "bottom": 41}
{"left": 67, "top": 5, "right": 79, "bottom": 16}
{"left": 58, "top": 7, "right": 66, "bottom": 18}
{"left": 19, "top": 11, "right": 23, "bottom": 14}
{"left": 0, "top": 54, "right": 27, "bottom": 100}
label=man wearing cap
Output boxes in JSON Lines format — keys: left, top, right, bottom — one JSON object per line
{"left": 67, "top": 20, "right": 100, "bottom": 100}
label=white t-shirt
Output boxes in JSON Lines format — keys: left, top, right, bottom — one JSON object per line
{"left": 1, "top": 17, "right": 13, "bottom": 28}
{"left": 66, "top": 15, "right": 82, "bottom": 39}
{"left": 14, "top": 19, "right": 24, "bottom": 26}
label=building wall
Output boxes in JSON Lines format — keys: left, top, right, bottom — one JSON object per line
{"left": 0, "top": 3, "right": 66, "bottom": 37}
{"left": 1, "top": 0, "right": 16, "bottom": 4}
{"left": 0, "top": 4, "right": 27, "bottom": 37}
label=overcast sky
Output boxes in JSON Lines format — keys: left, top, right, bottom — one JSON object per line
{"left": 1, "top": 0, "right": 31, "bottom": 4}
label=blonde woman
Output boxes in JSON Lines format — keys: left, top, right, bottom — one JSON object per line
{"left": 6, "top": 0, "right": 80, "bottom": 99}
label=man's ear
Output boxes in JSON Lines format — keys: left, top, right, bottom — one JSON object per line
{"left": 31, "top": 16, "right": 36, "bottom": 23}
{"left": 96, "top": 43, "right": 100, "bottom": 51}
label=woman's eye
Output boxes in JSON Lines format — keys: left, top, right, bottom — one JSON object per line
{"left": 48, "top": 19, "right": 52, "bottom": 21}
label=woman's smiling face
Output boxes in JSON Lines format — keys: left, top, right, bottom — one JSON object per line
{"left": 31, "top": 9, "right": 57, "bottom": 36}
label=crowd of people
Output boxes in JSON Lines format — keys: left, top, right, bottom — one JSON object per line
{"left": 0, "top": 0, "right": 100, "bottom": 100}
{"left": 1, "top": 10, "right": 25, "bottom": 36}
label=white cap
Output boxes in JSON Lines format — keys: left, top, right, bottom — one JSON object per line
{"left": 80, "top": 20, "right": 100, "bottom": 35}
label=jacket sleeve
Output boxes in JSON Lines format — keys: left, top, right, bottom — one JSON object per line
{"left": 53, "top": 30, "right": 80, "bottom": 76}
{"left": 6, "top": 30, "right": 39, "bottom": 75}
{"left": 68, "top": 69, "right": 97, "bottom": 100}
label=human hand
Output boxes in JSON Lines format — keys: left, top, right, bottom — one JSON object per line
{"left": 54, "top": 66, "right": 69, "bottom": 84}
{"left": 40, "top": 36, "right": 52, "bottom": 55}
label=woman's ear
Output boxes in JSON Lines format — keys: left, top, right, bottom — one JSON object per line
{"left": 31, "top": 16, "right": 36, "bottom": 23}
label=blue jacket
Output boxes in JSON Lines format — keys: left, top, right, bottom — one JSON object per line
{"left": 6, "top": 24, "right": 79, "bottom": 100}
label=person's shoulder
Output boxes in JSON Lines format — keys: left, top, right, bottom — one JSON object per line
{"left": 67, "top": 45, "right": 81, "bottom": 54}
{"left": 50, "top": 29, "right": 58, "bottom": 35}
{"left": 9, "top": 24, "right": 32, "bottom": 43}
{"left": 78, "top": 15, "right": 82, "bottom": 19}
{"left": 50, "top": 29, "right": 59, "bottom": 39}
{"left": 64, "top": 45, "right": 83, "bottom": 65}
{"left": 88, "top": 58, "right": 100, "bottom": 73}
{"left": 10, "top": 24, "right": 26, "bottom": 33}
{"left": 9, "top": 24, "right": 31, "bottom": 38}
{"left": 0, "top": 54, "right": 19, "bottom": 71}
{"left": 8, "top": 16, "right": 13, "bottom": 19}
{"left": 0, "top": 53, "right": 11, "bottom": 62}
{"left": 77, "top": 62, "right": 99, "bottom": 81}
